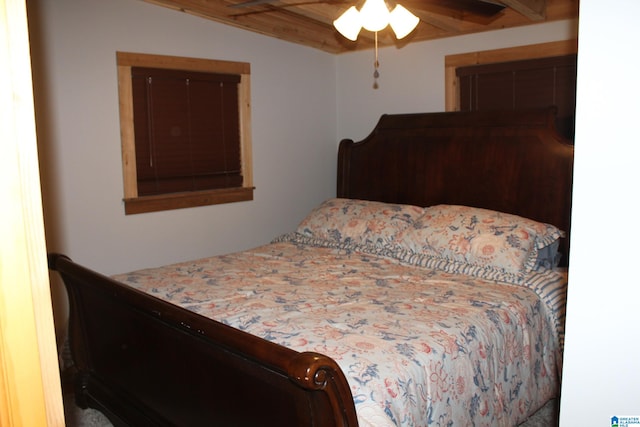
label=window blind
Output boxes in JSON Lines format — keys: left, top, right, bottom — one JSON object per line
{"left": 131, "top": 67, "right": 242, "bottom": 196}
{"left": 457, "top": 55, "right": 577, "bottom": 140}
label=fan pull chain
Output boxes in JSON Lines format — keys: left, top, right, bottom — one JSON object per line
{"left": 373, "top": 31, "right": 380, "bottom": 89}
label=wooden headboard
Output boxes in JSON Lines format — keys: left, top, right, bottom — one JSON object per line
{"left": 337, "top": 107, "right": 574, "bottom": 265}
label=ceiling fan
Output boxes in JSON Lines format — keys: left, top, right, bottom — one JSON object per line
{"left": 227, "top": 0, "right": 507, "bottom": 88}
{"left": 228, "top": 0, "right": 507, "bottom": 18}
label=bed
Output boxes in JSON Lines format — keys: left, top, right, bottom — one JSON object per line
{"left": 50, "top": 107, "right": 573, "bottom": 426}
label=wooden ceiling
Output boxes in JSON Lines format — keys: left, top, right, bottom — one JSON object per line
{"left": 142, "top": 0, "right": 579, "bottom": 54}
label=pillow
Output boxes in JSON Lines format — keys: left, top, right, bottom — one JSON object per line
{"left": 295, "top": 198, "right": 424, "bottom": 247}
{"left": 534, "top": 240, "right": 562, "bottom": 270}
{"left": 392, "top": 204, "right": 564, "bottom": 283}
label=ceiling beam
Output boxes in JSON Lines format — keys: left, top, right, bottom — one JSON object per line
{"left": 141, "top": 0, "right": 577, "bottom": 53}
{"left": 499, "top": 0, "right": 547, "bottom": 20}
{"left": 143, "top": 0, "right": 348, "bottom": 53}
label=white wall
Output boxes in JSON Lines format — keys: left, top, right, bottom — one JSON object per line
{"left": 559, "top": 0, "right": 640, "bottom": 424}
{"left": 29, "top": 0, "right": 338, "bottom": 277}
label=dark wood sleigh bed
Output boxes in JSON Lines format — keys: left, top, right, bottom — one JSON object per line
{"left": 50, "top": 107, "right": 574, "bottom": 427}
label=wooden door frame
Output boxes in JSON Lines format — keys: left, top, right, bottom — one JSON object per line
{"left": 1, "top": 0, "right": 65, "bottom": 425}
{"left": 445, "top": 39, "right": 579, "bottom": 111}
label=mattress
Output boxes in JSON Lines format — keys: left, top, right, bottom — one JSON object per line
{"left": 114, "top": 235, "right": 565, "bottom": 427}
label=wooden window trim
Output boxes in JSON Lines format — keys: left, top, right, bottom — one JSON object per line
{"left": 444, "top": 40, "right": 578, "bottom": 111}
{"left": 117, "top": 51, "right": 254, "bottom": 214}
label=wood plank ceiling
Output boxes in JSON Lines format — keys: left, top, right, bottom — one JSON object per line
{"left": 142, "top": 0, "right": 579, "bottom": 53}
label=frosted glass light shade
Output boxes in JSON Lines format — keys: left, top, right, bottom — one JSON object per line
{"left": 333, "top": 0, "right": 418, "bottom": 41}
{"left": 333, "top": 6, "right": 362, "bottom": 41}
{"left": 359, "top": 0, "right": 390, "bottom": 32}
{"left": 389, "top": 4, "right": 419, "bottom": 39}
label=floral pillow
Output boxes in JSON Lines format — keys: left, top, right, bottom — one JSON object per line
{"left": 295, "top": 198, "right": 424, "bottom": 247}
{"left": 392, "top": 204, "right": 564, "bottom": 284}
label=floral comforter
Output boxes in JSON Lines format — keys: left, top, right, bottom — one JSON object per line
{"left": 113, "top": 237, "right": 565, "bottom": 427}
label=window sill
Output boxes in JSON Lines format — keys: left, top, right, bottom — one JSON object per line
{"left": 123, "top": 187, "right": 254, "bottom": 215}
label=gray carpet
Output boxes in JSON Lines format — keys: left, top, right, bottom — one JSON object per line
{"left": 64, "top": 394, "right": 558, "bottom": 426}
{"left": 64, "top": 395, "right": 112, "bottom": 427}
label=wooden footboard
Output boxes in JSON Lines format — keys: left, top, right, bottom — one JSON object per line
{"left": 49, "top": 253, "right": 358, "bottom": 426}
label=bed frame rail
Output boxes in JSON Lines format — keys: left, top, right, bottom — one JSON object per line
{"left": 49, "top": 253, "right": 358, "bottom": 427}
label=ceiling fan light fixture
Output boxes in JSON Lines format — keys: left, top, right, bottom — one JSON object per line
{"left": 359, "top": 0, "right": 390, "bottom": 32}
{"left": 333, "top": 6, "right": 362, "bottom": 41}
{"left": 333, "top": 0, "right": 420, "bottom": 89}
{"left": 389, "top": 4, "right": 419, "bottom": 39}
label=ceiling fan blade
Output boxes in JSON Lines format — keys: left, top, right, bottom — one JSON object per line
{"left": 228, "top": 0, "right": 278, "bottom": 8}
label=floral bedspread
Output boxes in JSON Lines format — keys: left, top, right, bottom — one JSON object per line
{"left": 113, "top": 239, "right": 565, "bottom": 427}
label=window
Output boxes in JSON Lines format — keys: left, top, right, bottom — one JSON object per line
{"left": 445, "top": 40, "right": 578, "bottom": 139}
{"left": 117, "top": 52, "right": 253, "bottom": 214}
{"left": 457, "top": 55, "right": 577, "bottom": 140}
